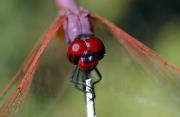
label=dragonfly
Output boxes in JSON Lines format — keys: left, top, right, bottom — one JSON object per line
{"left": 0, "top": 0, "right": 180, "bottom": 117}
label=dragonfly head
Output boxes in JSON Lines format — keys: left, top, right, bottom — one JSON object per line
{"left": 67, "top": 35, "right": 105, "bottom": 70}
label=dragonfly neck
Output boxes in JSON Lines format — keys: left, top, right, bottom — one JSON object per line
{"left": 56, "top": 0, "right": 79, "bottom": 13}
{"left": 77, "top": 34, "right": 94, "bottom": 40}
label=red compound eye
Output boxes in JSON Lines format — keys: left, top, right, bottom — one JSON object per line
{"left": 78, "top": 53, "right": 98, "bottom": 71}
{"left": 85, "top": 36, "right": 105, "bottom": 60}
{"left": 68, "top": 39, "right": 87, "bottom": 64}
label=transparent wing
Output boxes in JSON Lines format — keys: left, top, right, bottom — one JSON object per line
{"left": 0, "top": 15, "right": 66, "bottom": 117}
{"left": 88, "top": 13, "right": 180, "bottom": 117}
{"left": 90, "top": 13, "right": 180, "bottom": 81}
{"left": 0, "top": 62, "right": 39, "bottom": 117}
{"left": 0, "top": 16, "right": 66, "bottom": 100}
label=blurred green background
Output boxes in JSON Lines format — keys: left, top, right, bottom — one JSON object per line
{"left": 0, "top": 0, "right": 180, "bottom": 117}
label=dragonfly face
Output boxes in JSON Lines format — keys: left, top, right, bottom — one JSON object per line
{"left": 68, "top": 35, "right": 105, "bottom": 71}
{"left": 78, "top": 52, "right": 99, "bottom": 70}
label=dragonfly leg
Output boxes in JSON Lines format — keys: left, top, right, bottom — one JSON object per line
{"left": 71, "top": 69, "right": 98, "bottom": 100}
{"left": 71, "top": 70, "right": 94, "bottom": 95}
{"left": 71, "top": 67, "right": 86, "bottom": 91}
{"left": 71, "top": 65, "right": 78, "bottom": 82}
{"left": 93, "top": 67, "right": 102, "bottom": 85}
{"left": 74, "top": 69, "right": 85, "bottom": 91}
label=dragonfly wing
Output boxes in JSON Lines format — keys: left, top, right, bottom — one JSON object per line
{"left": 0, "top": 62, "right": 39, "bottom": 117}
{"left": 0, "top": 41, "right": 40, "bottom": 99}
{"left": 0, "top": 16, "right": 67, "bottom": 100}
{"left": 90, "top": 13, "right": 180, "bottom": 80}
{"left": 0, "top": 15, "right": 66, "bottom": 116}
{"left": 88, "top": 13, "right": 180, "bottom": 117}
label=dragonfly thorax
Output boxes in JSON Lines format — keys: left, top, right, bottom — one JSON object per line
{"left": 63, "top": 9, "right": 93, "bottom": 43}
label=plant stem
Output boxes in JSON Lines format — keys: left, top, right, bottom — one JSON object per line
{"left": 85, "top": 78, "right": 96, "bottom": 117}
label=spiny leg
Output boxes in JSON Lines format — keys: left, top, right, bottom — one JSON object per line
{"left": 71, "top": 67, "right": 103, "bottom": 100}
{"left": 71, "top": 69, "right": 93, "bottom": 93}
{"left": 71, "top": 65, "right": 78, "bottom": 82}
{"left": 71, "top": 67, "right": 86, "bottom": 91}
{"left": 93, "top": 67, "right": 102, "bottom": 85}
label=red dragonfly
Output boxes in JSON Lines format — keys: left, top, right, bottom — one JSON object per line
{"left": 0, "top": 0, "right": 180, "bottom": 116}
